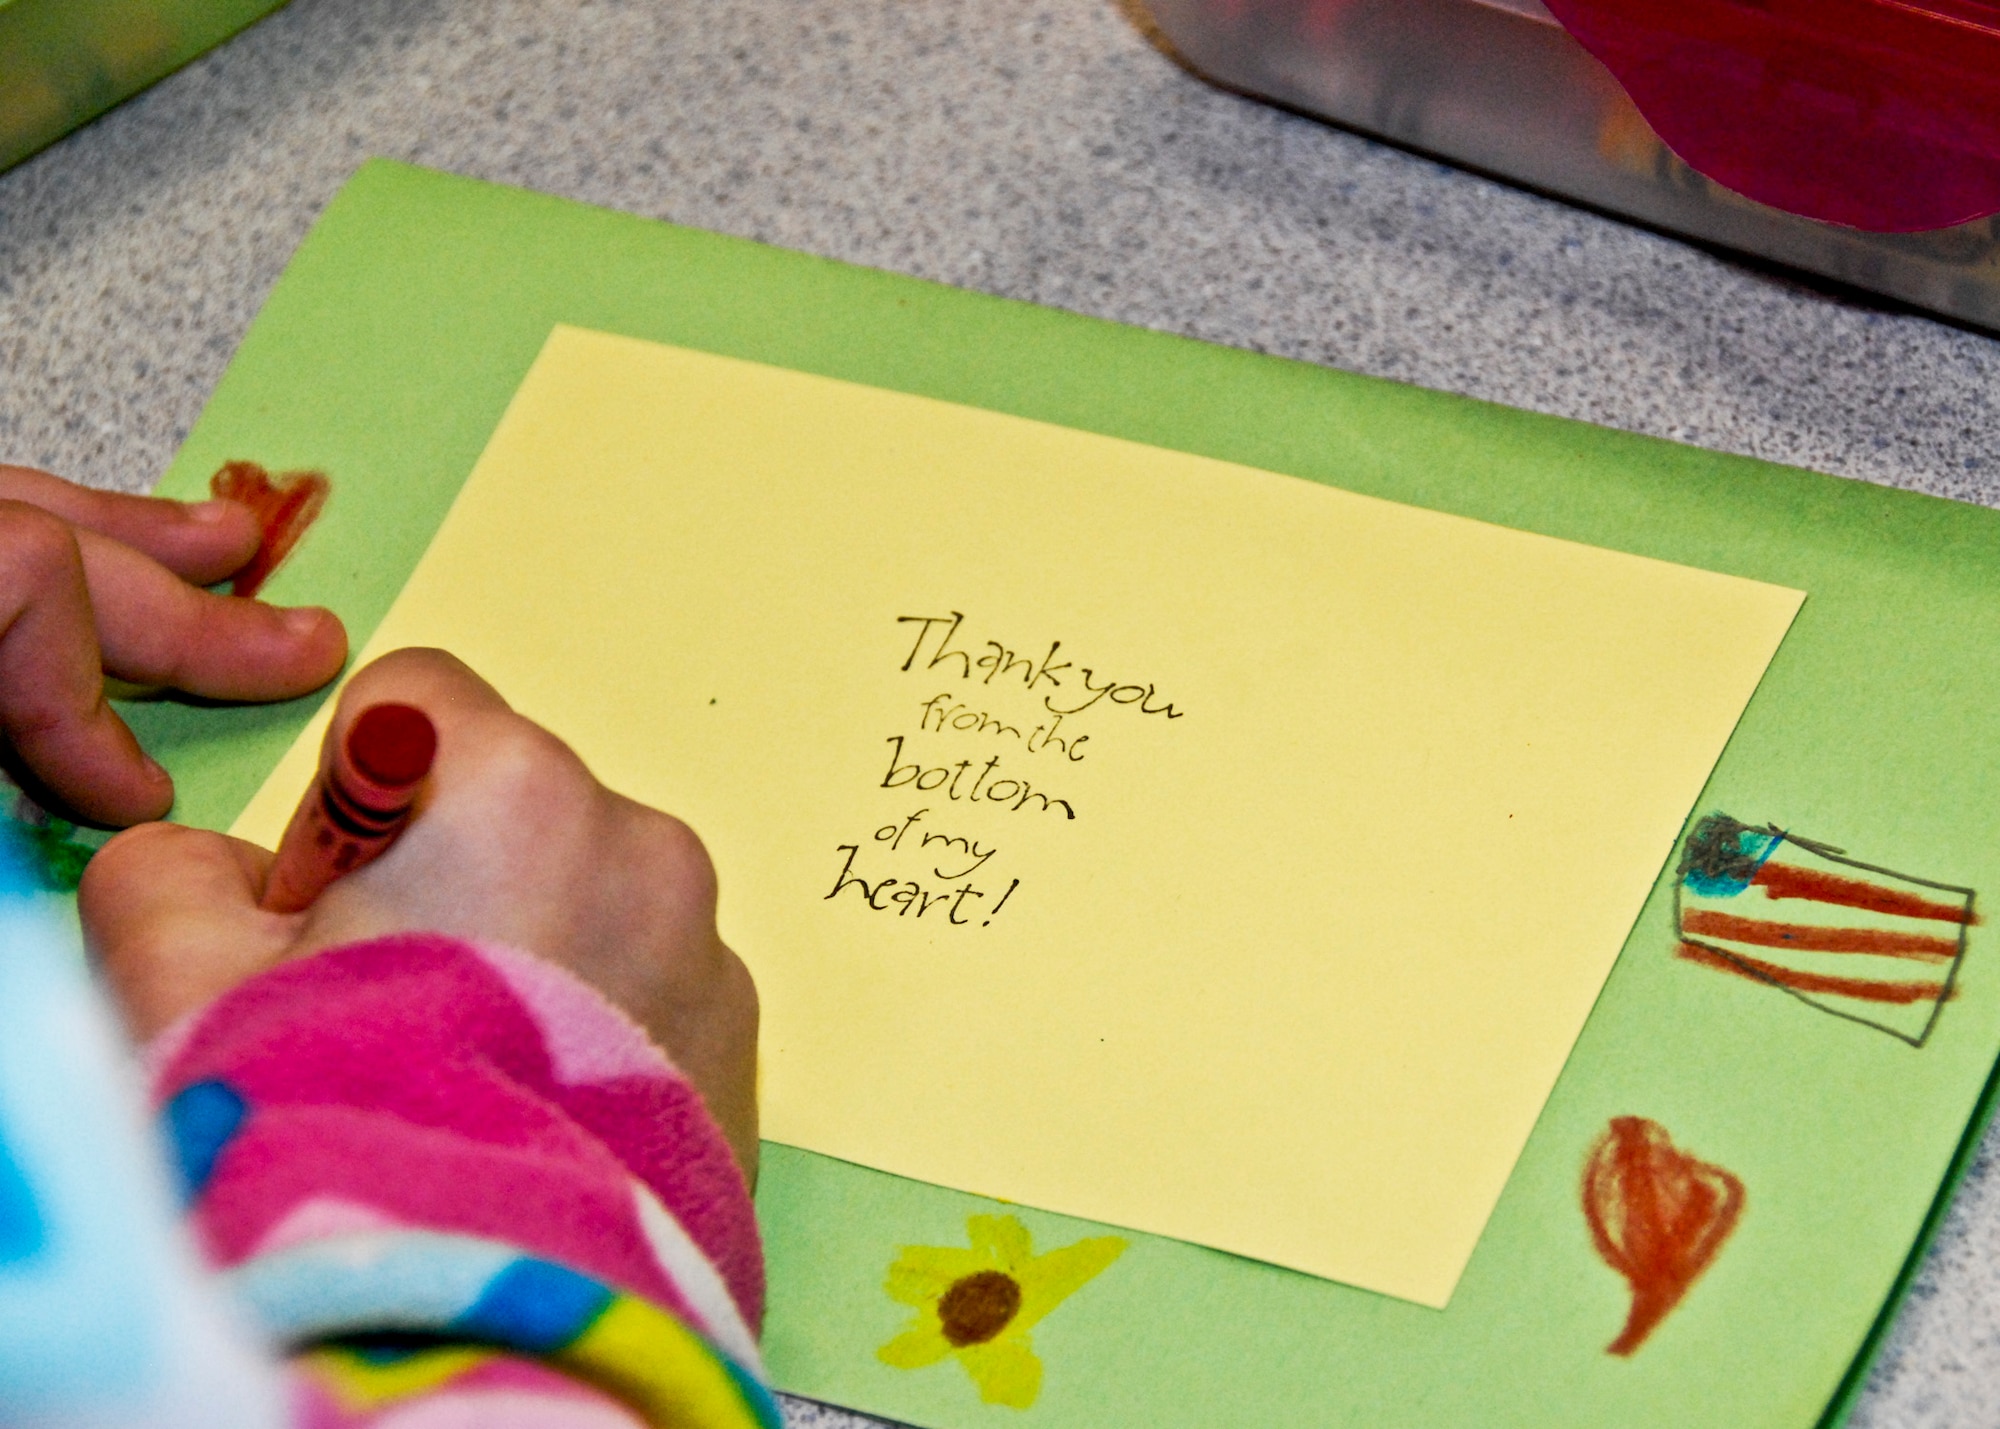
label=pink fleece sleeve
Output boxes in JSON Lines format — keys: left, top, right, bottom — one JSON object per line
{"left": 149, "top": 934, "right": 778, "bottom": 1429}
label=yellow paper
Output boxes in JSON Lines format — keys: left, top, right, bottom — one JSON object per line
{"left": 234, "top": 327, "right": 1803, "bottom": 1306}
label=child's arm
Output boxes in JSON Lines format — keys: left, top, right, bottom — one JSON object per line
{"left": 80, "top": 649, "right": 773, "bottom": 1427}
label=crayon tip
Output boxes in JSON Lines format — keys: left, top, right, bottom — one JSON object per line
{"left": 345, "top": 704, "right": 438, "bottom": 789}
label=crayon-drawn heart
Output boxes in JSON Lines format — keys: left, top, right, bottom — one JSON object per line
{"left": 209, "top": 461, "right": 330, "bottom": 598}
{"left": 1582, "top": 1115, "right": 1744, "bottom": 1356}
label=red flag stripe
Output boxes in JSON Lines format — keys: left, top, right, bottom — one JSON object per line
{"left": 1679, "top": 910, "right": 1959, "bottom": 961}
{"left": 1677, "top": 941, "right": 1950, "bottom": 1007}
{"left": 1752, "top": 863, "right": 1974, "bottom": 925}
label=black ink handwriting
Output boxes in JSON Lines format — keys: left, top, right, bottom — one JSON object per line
{"left": 825, "top": 845, "right": 1017, "bottom": 927}
{"left": 896, "top": 612, "right": 1185, "bottom": 721}
{"left": 880, "top": 736, "right": 1076, "bottom": 819}
{"left": 872, "top": 809, "right": 1000, "bottom": 878}
{"left": 916, "top": 694, "right": 1089, "bottom": 761}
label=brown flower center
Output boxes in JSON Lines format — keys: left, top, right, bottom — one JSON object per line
{"left": 937, "top": 1269, "right": 1023, "bottom": 1347}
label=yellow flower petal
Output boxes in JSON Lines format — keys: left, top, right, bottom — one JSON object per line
{"left": 877, "top": 1323, "right": 955, "bottom": 1371}
{"left": 1014, "top": 1236, "right": 1126, "bottom": 1333}
{"left": 966, "top": 1213, "right": 1035, "bottom": 1274}
{"left": 876, "top": 1216, "right": 1124, "bottom": 1408}
{"left": 957, "top": 1334, "right": 1044, "bottom": 1408}
{"left": 885, "top": 1244, "right": 993, "bottom": 1306}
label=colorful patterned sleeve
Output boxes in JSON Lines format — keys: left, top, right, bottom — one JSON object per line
{"left": 147, "top": 933, "right": 781, "bottom": 1429}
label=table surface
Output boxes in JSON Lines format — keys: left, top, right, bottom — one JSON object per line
{"left": 4, "top": 2, "right": 1999, "bottom": 1424}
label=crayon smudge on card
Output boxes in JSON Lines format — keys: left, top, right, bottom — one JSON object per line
{"left": 210, "top": 461, "right": 330, "bottom": 598}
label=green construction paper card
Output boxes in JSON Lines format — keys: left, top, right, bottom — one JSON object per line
{"left": 137, "top": 159, "right": 2000, "bottom": 1428}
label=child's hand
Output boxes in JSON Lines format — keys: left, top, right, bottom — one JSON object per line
{"left": 0, "top": 464, "right": 347, "bottom": 826}
{"left": 78, "top": 647, "right": 761, "bottom": 1177}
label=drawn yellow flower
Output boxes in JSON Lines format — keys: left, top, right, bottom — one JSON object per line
{"left": 877, "top": 1213, "right": 1125, "bottom": 1409}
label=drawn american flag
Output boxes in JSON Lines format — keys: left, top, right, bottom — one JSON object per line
{"left": 1675, "top": 814, "right": 1975, "bottom": 1047}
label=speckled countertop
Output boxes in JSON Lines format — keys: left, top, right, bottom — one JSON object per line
{"left": 3, "top": 2, "right": 1999, "bottom": 1424}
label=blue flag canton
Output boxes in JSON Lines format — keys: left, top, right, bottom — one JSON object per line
{"left": 1679, "top": 813, "right": 1782, "bottom": 898}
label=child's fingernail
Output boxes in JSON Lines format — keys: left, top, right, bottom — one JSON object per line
{"left": 186, "top": 499, "right": 237, "bottom": 523}
{"left": 281, "top": 607, "right": 326, "bottom": 637}
{"left": 143, "top": 755, "right": 170, "bottom": 784}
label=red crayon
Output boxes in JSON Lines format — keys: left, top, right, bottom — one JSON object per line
{"left": 261, "top": 703, "right": 438, "bottom": 914}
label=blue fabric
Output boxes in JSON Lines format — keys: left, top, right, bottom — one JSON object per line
{"left": 163, "top": 1079, "right": 250, "bottom": 1198}
{"left": 0, "top": 834, "right": 58, "bottom": 1264}
{"left": 0, "top": 848, "right": 282, "bottom": 1419}
{"left": 721, "top": 1348, "right": 788, "bottom": 1428}
{"left": 0, "top": 1129, "right": 44, "bottom": 1264}
{"left": 231, "top": 1230, "right": 517, "bottom": 1342}
{"left": 0, "top": 827, "right": 40, "bottom": 897}
{"left": 452, "top": 1257, "right": 612, "bottom": 1353}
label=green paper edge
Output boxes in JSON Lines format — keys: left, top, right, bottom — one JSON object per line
{"left": 139, "top": 159, "right": 2000, "bottom": 1428}
{"left": 1822, "top": 1050, "right": 2000, "bottom": 1427}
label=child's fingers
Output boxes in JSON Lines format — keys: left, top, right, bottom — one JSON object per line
{"left": 0, "top": 463, "right": 262, "bottom": 585}
{"left": 0, "top": 498, "right": 343, "bottom": 825}
{"left": 80, "top": 822, "right": 292, "bottom": 1039}
{"left": 77, "top": 526, "right": 347, "bottom": 700}
{"left": 0, "top": 501, "right": 173, "bottom": 825}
